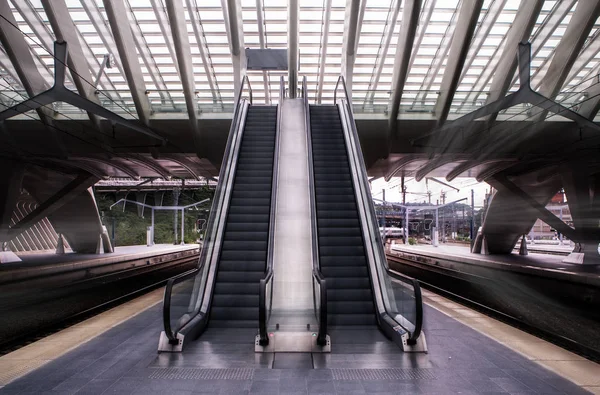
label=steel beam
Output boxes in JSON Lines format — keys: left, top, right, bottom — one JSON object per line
{"left": 160, "top": 154, "right": 201, "bottom": 180}
{"left": 223, "top": 0, "right": 245, "bottom": 94}
{"left": 484, "top": 0, "right": 543, "bottom": 122}
{"left": 42, "top": 0, "right": 102, "bottom": 128}
{"left": 316, "top": 0, "right": 332, "bottom": 103}
{"left": 187, "top": 0, "right": 220, "bottom": 104}
{"left": 73, "top": 156, "right": 140, "bottom": 179}
{"left": 415, "top": 156, "right": 466, "bottom": 182}
{"left": 125, "top": 0, "right": 172, "bottom": 105}
{"left": 384, "top": 156, "right": 423, "bottom": 181}
{"left": 103, "top": 0, "right": 152, "bottom": 125}
{"left": 288, "top": 0, "right": 299, "bottom": 98}
{"left": 505, "top": 0, "right": 576, "bottom": 92}
{"left": 124, "top": 156, "right": 172, "bottom": 180}
{"left": 256, "top": 0, "right": 270, "bottom": 103}
{"left": 533, "top": 0, "right": 600, "bottom": 121}
{"left": 433, "top": 0, "right": 483, "bottom": 125}
{"left": 149, "top": 0, "right": 180, "bottom": 76}
{"left": 341, "top": 0, "right": 361, "bottom": 98}
{"left": 578, "top": 82, "right": 600, "bottom": 119}
{"left": 0, "top": 41, "right": 167, "bottom": 142}
{"left": 365, "top": 0, "right": 401, "bottom": 107}
{"left": 11, "top": 0, "right": 58, "bottom": 81}
{"left": 6, "top": 173, "right": 98, "bottom": 241}
{"left": 0, "top": 0, "right": 66, "bottom": 156}
{"left": 165, "top": 0, "right": 203, "bottom": 157}
{"left": 387, "top": 0, "right": 421, "bottom": 141}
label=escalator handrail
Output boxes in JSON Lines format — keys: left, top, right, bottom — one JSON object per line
{"left": 258, "top": 76, "right": 284, "bottom": 345}
{"left": 334, "top": 75, "right": 423, "bottom": 343}
{"left": 303, "top": 75, "right": 328, "bottom": 346}
{"left": 163, "top": 266, "right": 203, "bottom": 344}
{"left": 385, "top": 268, "right": 423, "bottom": 342}
{"left": 162, "top": 75, "right": 251, "bottom": 343}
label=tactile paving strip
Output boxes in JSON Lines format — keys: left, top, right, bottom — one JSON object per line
{"left": 149, "top": 368, "right": 254, "bottom": 380}
{"left": 332, "top": 368, "right": 436, "bottom": 380}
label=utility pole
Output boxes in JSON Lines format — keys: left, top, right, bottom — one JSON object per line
{"left": 470, "top": 189, "right": 475, "bottom": 249}
{"left": 401, "top": 175, "right": 406, "bottom": 205}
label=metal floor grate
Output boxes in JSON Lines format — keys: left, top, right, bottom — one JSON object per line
{"left": 149, "top": 368, "right": 254, "bottom": 380}
{"left": 332, "top": 368, "right": 436, "bottom": 380}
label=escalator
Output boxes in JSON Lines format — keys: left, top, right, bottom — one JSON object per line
{"left": 209, "top": 105, "right": 277, "bottom": 328}
{"left": 159, "top": 76, "right": 280, "bottom": 351}
{"left": 309, "top": 105, "right": 376, "bottom": 326}
{"left": 306, "top": 77, "right": 426, "bottom": 351}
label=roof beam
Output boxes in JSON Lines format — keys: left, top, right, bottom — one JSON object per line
{"left": 103, "top": 0, "right": 151, "bottom": 125}
{"left": 457, "top": 0, "right": 507, "bottom": 86}
{"left": 255, "top": 0, "right": 270, "bottom": 103}
{"left": 125, "top": 0, "right": 171, "bottom": 105}
{"left": 316, "top": 0, "right": 332, "bottom": 103}
{"left": 0, "top": 0, "right": 66, "bottom": 156}
{"left": 223, "top": 0, "right": 245, "bottom": 94}
{"left": 533, "top": 0, "right": 600, "bottom": 122}
{"left": 365, "top": 0, "right": 401, "bottom": 107}
{"left": 433, "top": 0, "right": 484, "bottom": 125}
{"left": 149, "top": 0, "right": 180, "bottom": 76}
{"left": 42, "top": 0, "right": 102, "bottom": 129}
{"left": 507, "top": 0, "right": 577, "bottom": 91}
{"left": 288, "top": 0, "right": 299, "bottom": 98}
{"left": 165, "top": 0, "right": 203, "bottom": 158}
{"left": 11, "top": 0, "right": 58, "bottom": 82}
{"left": 388, "top": 0, "right": 422, "bottom": 140}
{"left": 187, "top": 0, "right": 220, "bottom": 104}
{"left": 341, "top": 0, "right": 362, "bottom": 98}
{"left": 484, "top": 0, "right": 543, "bottom": 121}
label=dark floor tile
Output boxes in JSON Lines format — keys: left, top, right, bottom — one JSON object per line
{"left": 307, "top": 379, "right": 335, "bottom": 394}
{"left": 490, "top": 377, "right": 536, "bottom": 393}
{"left": 250, "top": 379, "right": 279, "bottom": 394}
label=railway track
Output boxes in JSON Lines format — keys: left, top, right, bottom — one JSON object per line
{"left": 0, "top": 253, "right": 198, "bottom": 356}
{"left": 387, "top": 253, "right": 600, "bottom": 363}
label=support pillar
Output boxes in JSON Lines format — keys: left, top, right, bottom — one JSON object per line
{"left": 519, "top": 234, "right": 528, "bottom": 256}
{"left": 56, "top": 233, "right": 65, "bottom": 254}
{"left": 0, "top": 159, "right": 25, "bottom": 243}
{"left": 180, "top": 208, "right": 185, "bottom": 245}
{"left": 95, "top": 232, "right": 104, "bottom": 254}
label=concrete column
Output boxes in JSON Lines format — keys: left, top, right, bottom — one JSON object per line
{"left": 0, "top": 159, "right": 25, "bottom": 243}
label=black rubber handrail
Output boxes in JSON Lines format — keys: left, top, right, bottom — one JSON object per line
{"left": 163, "top": 265, "right": 203, "bottom": 344}
{"left": 334, "top": 75, "right": 423, "bottom": 344}
{"left": 385, "top": 268, "right": 423, "bottom": 344}
{"left": 304, "top": 75, "right": 328, "bottom": 346}
{"left": 258, "top": 75, "right": 284, "bottom": 345}
{"left": 162, "top": 75, "right": 252, "bottom": 344}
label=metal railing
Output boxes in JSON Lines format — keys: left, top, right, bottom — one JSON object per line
{"left": 304, "top": 75, "right": 328, "bottom": 346}
{"left": 258, "top": 76, "right": 284, "bottom": 346}
{"left": 161, "top": 75, "right": 252, "bottom": 347}
{"left": 334, "top": 75, "right": 423, "bottom": 345}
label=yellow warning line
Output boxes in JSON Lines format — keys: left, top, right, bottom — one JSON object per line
{"left": 0, "top": 287, "right": 164, "bottom": 387}
{"left": 422, "top": 289, "right": 600, "bottom": 394}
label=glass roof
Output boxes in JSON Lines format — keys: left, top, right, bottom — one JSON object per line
{"left": 1, "top": 0, "right": 599, "bottom": 120}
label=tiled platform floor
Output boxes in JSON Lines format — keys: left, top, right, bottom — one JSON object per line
{"left": 1, "top": 244, "right": 199, "bottom": 271}
{"left": 0, "top": 296, "right": 593, "bottom": 394}
{"left": 391, "top": 244, "right": 600, "bottom": 277}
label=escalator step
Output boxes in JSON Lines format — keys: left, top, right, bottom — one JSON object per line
{"left": 212, "top": 294, "right": 259, "bottom": 307}
{"left": 328, "top": 301, "right": 374, "bottom": 314}
{"left": 210, "top": 306, "right": 259, "bottom": 321}
{"left": 328, "top": 314, "right": 377, "bottom": 326}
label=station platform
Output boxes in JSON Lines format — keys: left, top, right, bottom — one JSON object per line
{"left": 390, "top": 244, "right": 600, "bottom": 286}
{"left": 0, "top": 285, "right": 598, "bottom": 394}
{"left": 0, "top": 244, "right": 200, "bottom": 284}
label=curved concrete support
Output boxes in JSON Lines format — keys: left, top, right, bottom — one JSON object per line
{"left": 484, "top": 174, "right": 562, "bottom": 254}
{"left": 21, "top": 173, "right": 108, "bottom": 254}
{"left": 384, "top": 156, "right": 424, "bottom": 181}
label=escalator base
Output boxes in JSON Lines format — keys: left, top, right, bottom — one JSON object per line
{"left": 255, "top": 332, "right": 331, "bottom": 353}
